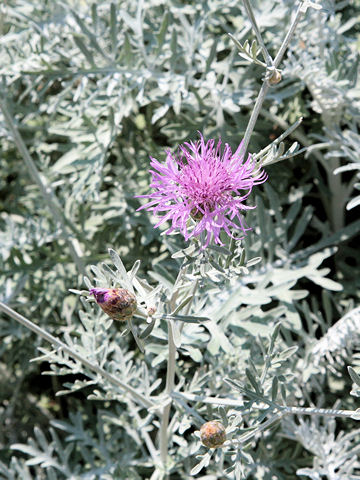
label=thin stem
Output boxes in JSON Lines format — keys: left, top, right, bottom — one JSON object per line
{"left": 253, "top": 117, "right": 303, "bottom": 160}
{"left": 0, "top": 302, "right": 154, "bottom": 409}
{"left": 173, "top": 391, "right": 360, "bottom": 421}
{"left": 240, "top": 2, "right": 308, "bottom": 159}
{"left": 159, "top": 260, "right": 198, "bottom": 473}
{"left": 259, "top": 109, "right": 332, "bottom": 216}
{"left": 273, "top": 4, "right": 304, "bottom": 68}
{"left": 171, "top": 394, "right": 205, "bottom": 426}
{"left": 166, "top": 324, "right": 178, "bottom": 397}
{"left": 159, "top": 265, "right": 185, "bottom": 471}
{"left": 259, "top": 110, "right": 320, "bottom": 159}
{"left": 241, "top": 82, "right": 269, "bottom": 159}
{"left": 172, "top": 391, "right": 244, "bottom": 408}
{"left": 159, "top": 320, "right": 177, "bottom": 472}
{"left": 284, "top": 406, "right": 359, "bottom": 419}
{"left": 0, "top": 97, "right": 85, "bottom": 274}
{"left": 233, "top": 411, "right": 284, "bottom": 445}
{"left": 242, "top": 0, "right": 273, "bottom": 66}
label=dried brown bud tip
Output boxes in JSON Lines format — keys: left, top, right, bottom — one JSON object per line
{"left": 200, "top": 420, "right": 226, "bottom": 448}
{"left": 89, "top": 287, "right": 137, "bottom": 322}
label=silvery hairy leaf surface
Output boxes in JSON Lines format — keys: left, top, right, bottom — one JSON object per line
{"left": 0, "top": 0, "right": 359, "bottom": 479}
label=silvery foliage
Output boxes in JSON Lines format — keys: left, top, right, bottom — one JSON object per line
{"left": 2, "top": 239, "right": 358, "bottom": 479}
{"left": 311, "top": 307, "right": 360, "bottom": 368}
{"left": 281, "top": 0, "right": 360, "bottom": 222}
{"left": 283, "top": 416, "right": 360, "bottom": 480}
{"left": 1, "top": 0, "right": 360, "bottom": 479}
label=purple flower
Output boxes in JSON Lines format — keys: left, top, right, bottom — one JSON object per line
{"left": 137, "top": 133, "right": 267, "bottom": 248}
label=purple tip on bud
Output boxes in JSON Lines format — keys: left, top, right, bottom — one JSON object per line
{"left": 90, "top": 287, "right": 137, "bottom": 322}
{"left": 89, "top": 288, "right": 109, "bottom": 304}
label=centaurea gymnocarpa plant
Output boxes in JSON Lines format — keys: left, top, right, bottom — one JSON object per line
{"left": 137, "top": 133, "right": 267, "bottom": 248}
{"left": 2, "top": 1, "right": 360, "bottom": 479}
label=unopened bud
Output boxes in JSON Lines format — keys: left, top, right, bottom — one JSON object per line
{"left": 268, "top": 69, "right": 282, "bottom": 85}
{"left": 200, "top": 421, "right": 226, "bottom": 448}
{"left": 90, "top": 287, "right": 137, "bottom": 322}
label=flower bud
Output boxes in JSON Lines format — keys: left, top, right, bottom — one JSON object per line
{"left": 89, "top": 287, "right": 137, "bottom": 322}
{"left": 200, "top": 420, "right": 226, "bottom": 448}
{"left": 268, "top": 69, "right": 282, "bottom": 85}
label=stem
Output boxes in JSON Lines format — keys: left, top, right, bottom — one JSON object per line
{"left": 228, "top": 402, "right": 359, "bottom": 447}
{"left": 273, "top": 4, "right": 305, "bottom": 69}
{"left": 0, "top": 302, "right": 154, "bottom": 409}
{"left": 284, "top": 406, "right": 359, "bottom": 419}
{"left": 241, "top": 81, "right": 270, "bottom": 159}
{"left": 259, "top": 109, "right": 332, "bottom": 216}
{"left": 259, "top": 110, "right": 321, "bottom": 160}
{"left": 159, "top": 321, "right": 177, "bottom": 469}
{"left": 232, "top": 411, "right": 284, "bottom": 445}
{"left": 171, "top": 394, "right": 205, "bottom": 426}
{"left": 242, "top": 0, "right": 273, "bottom": 66}
{"left": 158, "top": 264, "right": 186, "bottom": 472}
{"left": 253, "top": 117, "right": 303, "bottom": 160}
{"left": 0, "top": 97, "right": 85, "bottom": 274}
{"left": 240, "top": 2, "right": 307, "bottom": 159}
{"left": 159, "top": 259, "right": 198, "bottom": 473}
{"left": 172, "top": 391, "right": 244, "bottom": 407}
{"left": 173, "top": 391, "right": 360, "bottom": 434}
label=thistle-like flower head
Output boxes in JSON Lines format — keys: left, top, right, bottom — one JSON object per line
{"left": 89, "top": 287, "right": 137, "bottom": 322}
{"left": 137, "top": 133, "right": 267, "bottom": 248}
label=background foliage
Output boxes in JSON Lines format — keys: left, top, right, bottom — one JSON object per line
{"left": 1, "top": 0, "right": 360, "bottom": 478}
